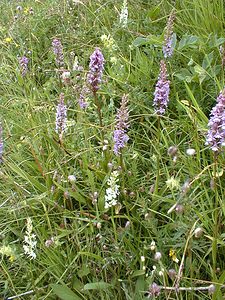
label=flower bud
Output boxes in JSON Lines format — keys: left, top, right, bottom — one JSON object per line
{"left": 194, "top": 227, "right": 203, "bottom": 238}
{"left": 154, "top": 252, "right": 162, "bottom": 261}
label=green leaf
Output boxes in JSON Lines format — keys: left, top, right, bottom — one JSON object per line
{"left": 174, "top": 68, "right": 193, "bottom": 82}
{"left": 131, "top": 270, "right": 146, "bottom": 278}
{"left": 132, "top": 35, "right": 163, "bottom": 48}
{"left": 51, "top": 284, "right": 82, "bottom": 300}
{"left": 202, "top": 51, "right": 214, "bottom": 69}
{"left": 83, "top": 281, "right": 112, "bottom": 290}
{"left": 132, "top": 37, "right": 149, "bottom": 47}
{"left": 193, "top": 65, "right": 207, "bottom": 83}
{"left": 178, "top": 35, "right": 199, "bottom": 50}
{"left": 77, "top": 265, "right": 90, "bottom": 278}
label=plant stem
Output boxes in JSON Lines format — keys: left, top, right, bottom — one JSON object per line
{"left": 212, "top": 152, "right": 219, "bottom": 278}
{"left": 154, "top": 116, "right": 161, "bottom": 195}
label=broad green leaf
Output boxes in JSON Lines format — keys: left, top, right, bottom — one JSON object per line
{"left": 132, "top": 37, "right": 149, "bottom": 47}
{"left": 202, "top": 51, "right": 214, "bottom": 69}
{"left": 51, "top": 284, "right": 82, "bottom": 300}
{"left": 131, "top": 270, "right": 146, "bottom": 278}
{"left": 174, "top": 68, "right": 193, "bottom": 82}
{"left": 83, "top": 281, "right": 112, "bottom": 290}
{"left": 132, "top": 35, "right": 163, "bottom": 48}
{"left": 193, "top": 65, "right": 207, "bottom": 83}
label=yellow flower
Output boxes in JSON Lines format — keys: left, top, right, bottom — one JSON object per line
{"left": 9, "top": 255, "right": 15, "bottom": 262}
{"left": 0, "top": 245, "right": 16, "bottom": 262}
{"left": 166, "top": 176, "right": 180, "bottom": 190}
{"left": 169, "top": 249, "right": 179, "bottom": 263}
{"left": 24, "top": 7, "right": 29, "bottom": 14}
{"left": 4, "top": 37, "right": 12, "bottom": 43}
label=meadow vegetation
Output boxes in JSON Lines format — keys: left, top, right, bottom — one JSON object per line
{"left": 0, "top": 0, "right": 225, "bottom": 299}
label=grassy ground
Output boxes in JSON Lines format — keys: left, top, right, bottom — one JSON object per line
{"left": 0, "top": 0, "right": 225, "bottom": 299}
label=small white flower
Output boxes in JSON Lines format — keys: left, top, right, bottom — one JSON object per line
{"left": 186, "top": 148, "right": 196, "bottom": 156}
{"left": 61, "top": 71, "right": 70, "bottom": 80}
{"left": 119, "top": 0, "right": 128, "bottom": 28}
{"left": 150, "top": 240, "right": 156, "bottom": 251}
{"left": 23, "top": 217, "right": 37, "bottom": 260}
{"left": 104, "top": 171, "right": 120, "bottom": 209}
{"left": 68, "top": 175, "right": 76, "bottom": 183}
{"left": 154, "top": 252, "right": 162, "bottom": 261}
{"left": 141, "top": 256, "right": 145, "bottom": 262}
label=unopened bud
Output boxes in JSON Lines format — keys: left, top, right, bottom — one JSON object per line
{"left": 168, "top": 146, "right": 178, "bottom": 157}
{"left": 194, "top": 227, "right": 203, "bottom": 238}
{"left": 68, "top": 175, "right": 76, "bottom": 183}
{"left": 186, "top": 148, "right": 196, "bottom": 156}
{"left": 168, "top": 268, "right": 176, "bottom": 279}
{"left": 154, "top": 252, "right": 162, "bottom": 261}
{"left": 175, "top": 204, "right": 184, "bottom": 214}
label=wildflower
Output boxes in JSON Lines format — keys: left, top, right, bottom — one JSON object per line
{"left": 45, "top": 237, "right": 54, "bottom": 248}
{"left": 55, "top": 93, "right": 67, "bottom": 140}
{"left": 0, "top": 245, "right": 16, "bottom": 262}
{"left": 4, "top": 37, "right": 12, "bottom": 43}
{"left": 150, "top": 240, "right": 156, "bottom": 251}
{"left": 169, "top": 249, "right": 179, "bottom": 263}
{"left": 104, "top": 170, "right": 120, "bottom": 209}
{"left": 205, "top": 88, "right": 225, "bottom": 152}
{"left": 87, "top": 48, "right": 104, "bottom": 93}
{"left": 147, "top": 282, "right": 161, "bottom": 298}
{"left": 119, "top": 0, "right": 128, "bottom": 28}
{"left": 181, "top": 179, "right": 190, "bottom": 195}
{"left": 23, "top": 217, "right": 37, "bottom": 259}
{"left": 52, "top": 38, "right": 64, "bottom": 67}
{"left": 73, "top": 56, "right": 83, "bottom": 71}
{"left": 153, "top": 60, "right": 170, "bottom": 115}
{"left": 0, "top": 125, "right": 3, "bottom": 163}
{"left": 163, "top": 9, "right": 176, "bottom": 58}
{"left": 102, "top": 139, "right": 109, "bottom": 151}
{"left": 100, "top": 34, "right": 117, "bottom": 52}
{"left": 78, "top": 85, "right": 89, "bottom": 109}
{"left": 91, "top": 191, "right": 98, "bottom": 205}
{"left": 24, "top": 7, "right": 29, "bottom": 14}
{"left": 19, "top": 56, "right": 29, "bottom": 77}
{"left": 141, "top": 256, "right": 145, "bottom": 262}
{"left": 166, "top": 176, "right": 180, "bottom": 190}
{"left": 61, "top": 70, "right": 71, "bottom": 84}
{"left": 113, "top": 94, "right": 129, "bottom": 155}
{"left": 186, "top": 148, "right": 196, "bottom": 156}
{"left": 68, "top": 175, "right": 76, "bottom": 184}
